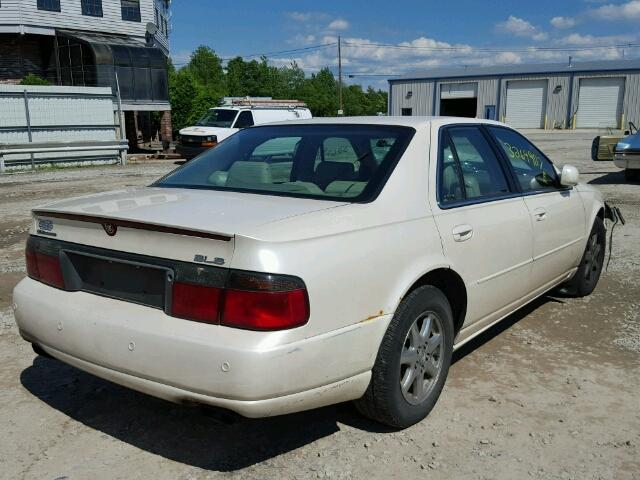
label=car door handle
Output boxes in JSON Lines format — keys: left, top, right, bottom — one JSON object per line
{"left": 533, "top": 208, "right": 547, "bottom": 221}
{"left": 452, "top": 224, "right": 473, "bottom": 242}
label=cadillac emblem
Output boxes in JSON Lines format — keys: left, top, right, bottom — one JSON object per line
{"left": 102, "top": 223, "right": 117, "bottom": 236}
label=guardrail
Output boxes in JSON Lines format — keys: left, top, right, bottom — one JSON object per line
{"left": 0, "top": 140, "right": 129, "bottom": 173}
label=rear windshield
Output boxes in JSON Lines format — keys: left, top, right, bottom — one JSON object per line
{"left": 196, "top": 109, "right": 238, "bottom": 128}
{"left": 155, "top": 124, "right": 415, "bottom": 202}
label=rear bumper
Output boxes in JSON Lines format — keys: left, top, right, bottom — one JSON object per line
{"left": 13, "top": 277, "right": 388, "bottom": 417}
{"left": 614, "top": 151, "right": 640, "bottom": 170}
{"left": 34, "top": 343, "right": 370, "bottom": 417}
{"left": 175, "top": 144, "right": 210, "bottom": 160}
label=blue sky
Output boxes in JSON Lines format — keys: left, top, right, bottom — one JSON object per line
{"left": 169, "top": 0, "right": 640, "bottom": 87}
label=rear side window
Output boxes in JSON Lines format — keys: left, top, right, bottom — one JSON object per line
{"left": 488, "top": 127, "right": 559, "bottom": 192}
{"left": 438, "top": 126, "right": 510, "bottom": 204}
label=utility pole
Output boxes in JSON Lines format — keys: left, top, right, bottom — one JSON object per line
{"left": 338, "top": 35, "right": 344, "bottom": 116}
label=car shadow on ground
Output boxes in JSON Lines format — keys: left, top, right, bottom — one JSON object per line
{"left": 20, "top": 295, "right": 561, "bottom": 472}
{"left": 588, "top": 171, "right": 634, "bottom": 185}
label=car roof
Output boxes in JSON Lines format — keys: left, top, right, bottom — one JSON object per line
{"left": 264, "top": 116, "right": 508, "bottom": 129}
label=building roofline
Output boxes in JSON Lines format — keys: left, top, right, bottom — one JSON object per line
{"left": 388, "top": 59, "right": 640, "bottom": 83}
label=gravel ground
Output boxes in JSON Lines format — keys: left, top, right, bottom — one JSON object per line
{"left": 0, "top": 133, "right": 638, "bottom": 480}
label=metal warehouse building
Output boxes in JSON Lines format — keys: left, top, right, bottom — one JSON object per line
{"left": 388, "top": 59, "right": 640, "bottom": 130}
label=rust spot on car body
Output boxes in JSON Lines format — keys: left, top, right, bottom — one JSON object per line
{"left": 360, "top": 310, "right": 385, "bottom": 323}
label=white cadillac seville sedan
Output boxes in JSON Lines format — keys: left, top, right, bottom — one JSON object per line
{"left": 13, "top": 117, "right": 609, "bottom": 428}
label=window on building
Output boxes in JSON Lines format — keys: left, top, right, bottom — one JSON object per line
{"left": 81, "top": 0, "right": 103, "bottom": 16}
{"left": 37, "top": 0, "right": 61, "bottom": 12}
{"left": 154, "top": 7, "right": 159, "bottom": 26}
{"left": 401, "top": 108, "right": 412, "bottom": 116}
{"left": 121, "top": 0, "right": 141, "bottom": 22}
{"left": 163, "top": 17, "right": 168, "bottom": 36}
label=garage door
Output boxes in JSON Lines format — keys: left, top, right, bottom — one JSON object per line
{"left": 440, "top": 83, "right": 478, "bottom": 99}
{"left": 505, "top": 80, "right": 548, "bottom": 129}
{"left": 576, "top": 77, "right": 624, "bottom": 129}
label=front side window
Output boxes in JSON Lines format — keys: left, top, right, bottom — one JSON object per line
{"left": 438, "top": 126, "right": 510, "bottom": 204}
{"left": 489, "top": 127, "right": 559, "bottom": 192}
{"left": 37, "top": 0, "right": 60, "bottom": 12}
{"left": 121, "top": 0, "right": 141, "bottom": 21}
{"left": 155, "top": 125, "right": 415, "bottom": 202}
{"left": 81, "top": 0, "right": 103, "bottom": 16}
{"left": 234, "top": 111, "right": 254, "bottom": 129}
{"left": 195, "top": 109, "right": 238, "bottom": 128}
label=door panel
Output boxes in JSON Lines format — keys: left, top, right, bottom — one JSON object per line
{"left": 434, "top": 198, "right": 533, "bottom": 326}
{"left": 523, "top": 190, "right": 585, "bottom": 286}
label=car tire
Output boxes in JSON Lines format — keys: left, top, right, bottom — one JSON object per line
{"left": 557, "top": 217, "right": 606, "bottom": 298}
{"left": 354, "top": 285, "right": 454, "bottom": 428}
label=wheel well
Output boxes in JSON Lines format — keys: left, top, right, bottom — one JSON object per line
{"left": 405, "top": 268, "right": 467, "bottom": 335}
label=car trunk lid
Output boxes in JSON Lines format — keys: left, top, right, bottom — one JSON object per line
{"left": 31, "top": 186, "right": 345, "bottom": 265}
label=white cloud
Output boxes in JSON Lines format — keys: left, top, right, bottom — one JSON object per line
{"left": 561, "top": 33, "right": 599, "bottom": 46}
{"left": 591, "top": 1, "right": 640, "bottom": 20}
{"left": 170, "top": 50, "right": 192, "bottom": 66}
{"left": 550, "top": 16, "right": 577, "bottom": 28}
{"left": 286, "top": 11, "right": 312, "bottom": 22}
{"left": 288, "top": 34, "right": 316, "bottom": 45}
{"left": 494, "top": 51, "right": 523, "bottom": 64}
{"left": 497, "top": 16, "right": 548, "bottom": 41}
{"left": 560, "top": 32, "right": 637, "bottom": 45}
{"left": 327, "top": 18, "right": 349, "bottom": 31}
{"left": 285, "top": 11, "right": 329, "bottom": 22}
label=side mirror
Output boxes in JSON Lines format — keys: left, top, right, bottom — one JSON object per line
{"left": 560, "top": 164, "right": 579, "bottom": 187}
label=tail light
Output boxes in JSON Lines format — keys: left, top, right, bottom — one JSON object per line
{"left": 221, "top": 271, "right": 309, "bottom": 330}
{"left": 171, "top": 282, "right": 222, "bottom": 324}
{"left": 171, "top": 270, "right": 309, "bottom": 331}
{"left": 25, "top": 240, "right": 64, "bottom": 289}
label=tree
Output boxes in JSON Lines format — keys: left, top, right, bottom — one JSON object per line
{"left": 20, "top": 74, "right": 51, "bottom": 86}
{"left": 278, "top": 62, "right": 306, "bottom": 97}
{"left": 186, "top": 45, "right": 226, "bottom": 97}
{"left": 364, "top": 86, "right": 388, "bottom": 115}
{"left": 298, "top": 68, "right": 338, "bottom": 117}
{"left": 168, "top": 68, "right": 198, "bottom": 132}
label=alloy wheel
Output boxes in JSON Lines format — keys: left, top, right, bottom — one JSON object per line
{"left": 399, "top": 311, "right": 444, "bottom": 405}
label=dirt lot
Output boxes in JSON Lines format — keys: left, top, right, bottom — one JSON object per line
{"left": 0, "top": 132, "right": 638, "bottom": 480}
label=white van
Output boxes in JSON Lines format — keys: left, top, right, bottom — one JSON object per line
{"left": 176, "top": 99, "right": 312, "bottom": 159}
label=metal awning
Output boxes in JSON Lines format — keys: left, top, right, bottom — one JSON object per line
{"left": 55, "top": 30, "right": 170, "bottom": 110}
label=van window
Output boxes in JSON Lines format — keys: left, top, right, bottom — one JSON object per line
{"left": 195, "top": 109, "right": 237, "bottom": 128}
{"left": 234, "top": 111, "right": 254, "bottom": 128}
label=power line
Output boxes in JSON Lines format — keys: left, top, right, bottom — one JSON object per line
{"left": 240, "top": 42, "right": 337, "bottom": 59}
{"left": 172, "top": 42, "right": 337, "bottom": 66}
{"left": 342, "top": 40, "right": 640, "bottom": 53}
